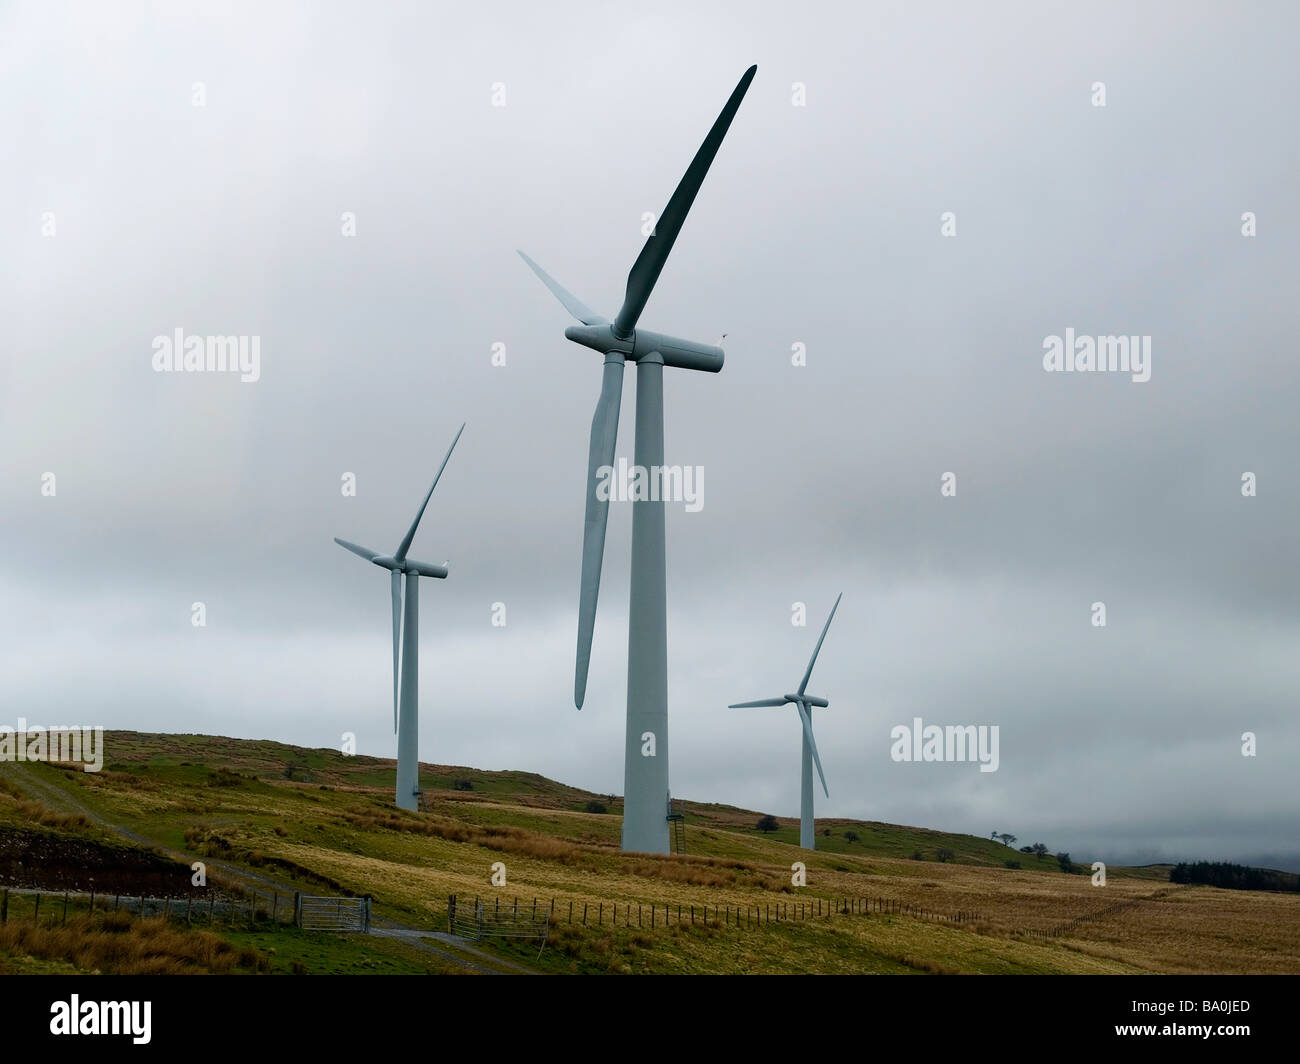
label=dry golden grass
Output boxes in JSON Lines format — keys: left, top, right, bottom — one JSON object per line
{"left": 0, "top": 910, "right": 269, "bottom": 975}
{"left": 13, "top": 800, "right": 91, "bottom": 833}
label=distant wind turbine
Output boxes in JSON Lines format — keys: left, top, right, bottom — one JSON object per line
{"left": 730, "top": 593, "right": 843, "bottom": 850}
{"left": 334, "top": 424, "right": 464, "bottom": 811}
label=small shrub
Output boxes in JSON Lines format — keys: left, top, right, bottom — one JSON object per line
{"left": 1004, "top": 859, "right": 1021, "bottom": 869}
{"left": 844, "top": 831, "right": 859, "bottom": 842}
{"left": 453, "top": 779, "right": 474, "bottom": 792}
{"left": 207, "top": 768, "right": 244, "bottom": 788}
{"left": 910, "top": 850, "right": 925, "bottom": 860}
{"left": 756, "top": 815, "right": 779, "bottom": 833}
{"left": 935, "top": 848, "right": 955, "bottom": 863}
{"left": 584, "top": 800, "right": 607, "bottom": 814}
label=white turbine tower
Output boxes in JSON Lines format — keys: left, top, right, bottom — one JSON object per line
{"left": 334, "top": 424, "right": 464, "bottom": 811}
{"left": 730, "top": 593, "right": 843, "bottom": 849}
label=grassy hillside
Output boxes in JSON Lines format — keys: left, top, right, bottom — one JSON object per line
{"left": 1, "top": 731, "right": 1296, "bottom": 975}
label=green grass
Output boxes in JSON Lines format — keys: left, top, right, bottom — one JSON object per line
{"left": 2, "top": 731, "right": 1297, "bottom": 975}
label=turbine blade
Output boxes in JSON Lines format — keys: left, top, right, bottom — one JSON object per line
{"left": 334, "top": 537, "right": 380, "bottom": 561}
{"left": 728, "top": 698, "right": 789, "bottom": 708}
{"left": 517, "top": 250, "right": 608, "bottom": 326}
{"left": 613, "top": 65, "right": 757, "bottom": 338}
{"left": 798, "top": 592, "right": 843, "bottom": 696}
{"left": 395, "top": 423, "right": 465, "bottom": 562}
{"left": 796, "top": 701, "right": 829, "bottom": 798}
{"left": 390, "top": 570, "right": 402, "bottom": 733}
{"left": 574, "top": 357, "right": 625, "bottom": 708}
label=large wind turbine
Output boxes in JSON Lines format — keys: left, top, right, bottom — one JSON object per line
{"left": 730, "top": 594, "right": 843, "bottom": 850}
{"left": 519, "top": 65, "right": 757, "bottom": 854}
{"left": 334, "top": 424, "right": 464, "bottom": 811}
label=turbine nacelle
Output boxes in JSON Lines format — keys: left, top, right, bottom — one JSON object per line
{"left": 563, "top": 324, "right": 724, "bottom": 373}
{"left": 787, "top": 694, "right": 829, "bottom": 708}
{"left": 370, "top": 555, "right": 449, "bottom": 579}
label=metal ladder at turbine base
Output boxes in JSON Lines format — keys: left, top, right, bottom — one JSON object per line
{"left": 666, "top": 793, "right": 685, "bottom": 855}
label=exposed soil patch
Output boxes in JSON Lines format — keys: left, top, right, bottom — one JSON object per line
{"left": 0, "top": 827, "right": 202, "bottom": 896}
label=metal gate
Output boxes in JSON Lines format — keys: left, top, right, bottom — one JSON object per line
{"left": 294, "top": 893, "right": 371, "bottom": 932}
{"left": 448, "top": 895, "right": 548, "bottom": 946}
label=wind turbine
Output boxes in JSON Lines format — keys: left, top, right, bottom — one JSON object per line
{"left": 519, "top": 65, "right": 757, "bottom": 854}
{"left": 729, "top": 593, "right": 843, "bottom": 850}
{"left": 334, "top": 424, "right": 464, "bottom": 811}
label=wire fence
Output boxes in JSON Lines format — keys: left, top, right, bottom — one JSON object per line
{"left": 0, "top": 884, "right": 294, "bottom": 929}
{"left": 446, "top": 893, "right": 982, "bottom": 933}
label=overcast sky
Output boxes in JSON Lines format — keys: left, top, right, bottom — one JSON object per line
{"left": 3, "top": 1, "right": 1298, "bottom": 870}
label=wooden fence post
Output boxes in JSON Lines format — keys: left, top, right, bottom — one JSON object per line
{"left": 35, "top": 893, "right": 41, "bottom": 923}
{"left": 0, "top": 889, "right": 6, "bottom": 924}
